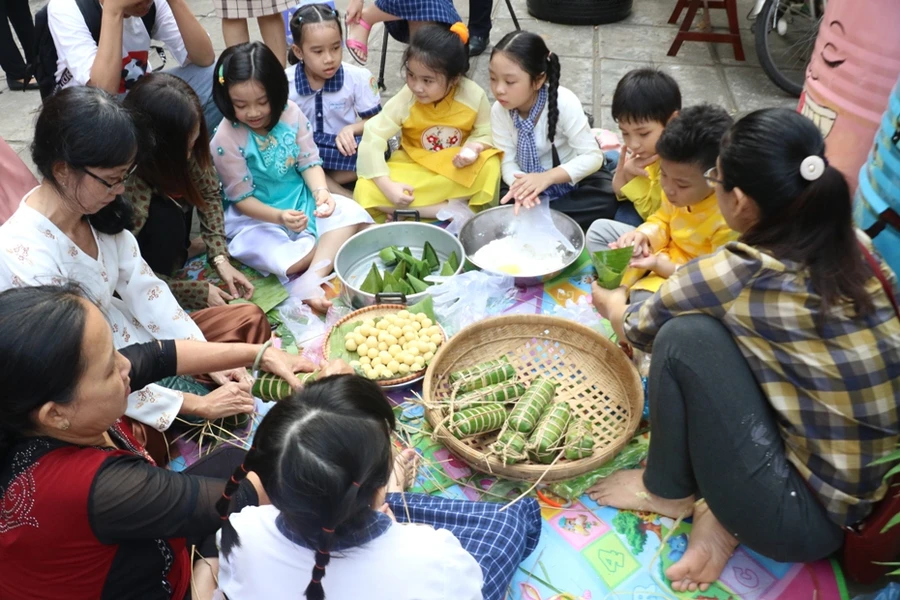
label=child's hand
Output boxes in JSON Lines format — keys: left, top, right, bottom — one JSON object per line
{"left": 280, "top": 209, "right": 309, "bottom": 232}
{"left": 452, "top": 143, "right": 482, "bottom": 168}
{"left": 313, "top": 189, "right": 336, "bottom": 218}
{"left": 336, "top": 126, "right": 359, "bottom": 156}
{"left": 590, "top": 282, "right": 627, "bottom": 320}
{"left": 620, "top": 149, "right": 658, "bottom": 180}
{"left": 629, "top": 252, "right": 658, "bottom": 271}
{"left": 500, "top": 172, "right": 553, "bottom": 213}
{"left": 383, "top": 180, "right": 415, "bottom": 206}
{"left": 610, "top": 230, "right": 650, "bottom": 257}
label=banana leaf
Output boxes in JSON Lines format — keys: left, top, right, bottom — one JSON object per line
{"left": 360, "top": 262, "right": 383, "bottom": 295}
{"left": 590, "top": 246, "right": 634, "bottom": 290}
{"left": 447, "top": 250, "right": 460, "bottom": 272}
{"left": 439, "top": 261, "right": 455, "bottom": 276}
{"left": 379, "top": 246, "right": 399, "bottom": 266}
{"left": 392, "top": 260, "right": 408, "bottom": 281}
{"left": 381, "top": 270, "right": 400, "bottom": 291}
{"left": 407, "top": 274, "right": 429, "bottom": 294}
{"left": 327, "top": 296, "right": 438, "bottom": 367}
{"left": 422, "top": 241, "right": 440, "bottom": 270}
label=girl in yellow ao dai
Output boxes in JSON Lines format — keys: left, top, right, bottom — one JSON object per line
{"left": 354, "top": 23, "right": 501, "bottom": 222}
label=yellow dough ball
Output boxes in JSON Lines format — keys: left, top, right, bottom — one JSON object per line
{"left": 421, "top": 317, "right": 433, "bottom": 328}
{"left": 344, "top": 339, "right": 358, "bottom": 352}
{"left": 377, "top": 330, "right": 389, "bottom": 342}
{"left": 365, "top": 336, "right": 377, "bottom": 347}
{"left": 416, "top": 341, "right": 429, "bottom": 354}
{"left": 397, "top": 310, "right": 411, "bottom": 319}
{"left": 423, "top": 351, "right": 434, "bottom": 361}
{"left": 363, "top": 318, "right": 376, "bottom": 328}
{"left": 382, "top": 369, "right": 395, "bottom": 379}
{"left": 367, "top": 347, "right": 379, "bottom": 359}
{"left": 413, "top": 356, "right": 425, "bottom": 368}
{"left": 357, "top": 343, "right": 369, "bottom": 357}
{"left": 389, "top": 344, "right": 403, "bottom": 356}
{"left": 379, "top": 351, "right": 392, "bottom": 364}
{"left": 364, "top": 366, "right": 377, "bottom": 379}
{"left": 411, "top": 321, "right": 422, "bottom": 332}
{"left": 397, "top": 363, "right": 410, "bottom": 375}
{"left": 389, "top": 326, "right": 403, "bottom": 338}
{"left": 407, "top": 346, "right": 420, "bottom": 357}
{"left": 399, "top": 353, "right": 414, "bottom": 366}
{"left": 376, "top": 320, "right": 390, "bottom": 330}
{"left": 387, "top": 360, "right": 401, "bottom": 373}
{"left": 376, "top": 342, "right": 388, "bottom": 352}
{"left": 371, "top": 357, "right": 383, "bottom": 367}
{"left": 430, "top": 334, "right": 443, "bottom": 345}
{"left": 359, "top": 356, "right": 371, "bottom": 366}
{"left": 427, "top": 342, "right": 437, "bottom": 354}
{"left": 354, "top": 333, "right": 366, "bottom": 346}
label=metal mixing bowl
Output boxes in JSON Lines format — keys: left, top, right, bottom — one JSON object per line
{"left": 458, "top": 206, "right": 585, "bottom": 286}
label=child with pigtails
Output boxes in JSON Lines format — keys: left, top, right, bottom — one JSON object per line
{"left": 214, "top": 374, "right": 542, "bottom": 600}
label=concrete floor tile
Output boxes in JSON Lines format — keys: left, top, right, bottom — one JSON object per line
{"left": 594, "top": 58, "right": 732, "bottom": 111}
{"left": 598, "top": 23, "right": 715, "bottom": 65}
{"left": 722, "top": 65, "right": 799, "bottom": 114}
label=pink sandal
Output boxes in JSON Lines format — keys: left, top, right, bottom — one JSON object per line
{"left": 346, "top": 18, "right": 372, "bottom": 66}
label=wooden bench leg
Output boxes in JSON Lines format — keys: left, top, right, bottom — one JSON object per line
{"left": 668, "top": 0, "right": 701, "bottom": 56}
{"left": 725, "top": 0, "right": 746, "bottom": 61}
{"left": 668, "top": 0, "right": 690, "bottom": 24}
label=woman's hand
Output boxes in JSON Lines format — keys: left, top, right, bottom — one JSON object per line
{"left": 209, "top": 368, "right": 250, "bottom": 386}
{"left": 591, "top": 282, "right": 629, "bottom": 350}
{"left": 259, "top": 347, "right": 318, "bottom": 390}
{"left": 194, "top": 381, "right": 255, "bottom": 419}
{"left": 610, "top": 230, "right": 651, "bottom": 257}
{"left": 216, "top": 259, "right": 254, "bottom": 300}
{"left": 452, "top": 143, "right": 482, "bottom": 168}
{"left": 500, "top": 172, "right": 553, "bottom": 212}
{"left": 336, "top": 125, "right": 359, "bottom": 156}
{"left": 318, "top": 358, "right": 355, "bottom": 378}
{"left": 346, "top": 0, "right": 363, "bottom": 23}
{"left": 280, "top": 209, "right": 309, "bottom": 232}
{"left": 207, "top": 284, "right": 234, "bottom": 307}
{"left": 379, "top": 179, "right": 415, "bottom": 206}
{"left": 313, "top": 189, "right": 336, "bottom": 218}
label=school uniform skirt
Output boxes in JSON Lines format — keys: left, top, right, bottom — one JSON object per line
{"left": 376, "top": 0, "right": 460, "bottom": 43}
{"left": 223, "top": 195, "right": 373, "bottom": 284}
{"left": 215, "top": 0, "right": 295, "bottom": 20}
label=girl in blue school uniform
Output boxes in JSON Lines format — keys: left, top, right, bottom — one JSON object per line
{"left": 286, "top": 4, "right": 382, "bottom": 196}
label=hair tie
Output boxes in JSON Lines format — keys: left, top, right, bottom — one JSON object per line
{"left": 546, "top": 51, "right": 553, "bottom": 62}
{"left": 316, "top": 548, "right": 330, "bottom": 555}
{"left": 220, "top": 514, "right": 229, "bottom": 521}
{"left": 239, "top": 463, "right": 248, "bottom": 474}
{"left": 314, "top": 564, "right": 325, "bottom": 571}
{"left": 217, "top": 64, "right": 225, "bottom": 85}
{"left": 351, "top": 481, "right": 361, "bottom": 487}
{"left": 222, "top": 492, "right": 233, "bottom": 501}
{"left": 322, "top": 527, "right": 335, "bottom": 533}
{"left": 800, "top": 155, "right": 826, "bottom": 181}
{"left": 312, "top": 578, "right": 322, "bottom": 584}
{"left": 229, "top": 475, "right": 239, "bottom": 485}
{"left": 449, "top": 22, "right": 469, "bottom": 45}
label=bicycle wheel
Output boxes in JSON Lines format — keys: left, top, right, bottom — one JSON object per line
{"left": 754, "top": 0, "right": 824, "bottom": 97}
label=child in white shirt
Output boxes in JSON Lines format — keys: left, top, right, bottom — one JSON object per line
{"left": 490, "top": 31, "right": 617, "bottom": 231}
{"left": 285, "top": 4, "right": 382, "bottom": 197}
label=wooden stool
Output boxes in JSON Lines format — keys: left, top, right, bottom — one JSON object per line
{"left": 667, "top": 0, "right": 745, "bottom": 61}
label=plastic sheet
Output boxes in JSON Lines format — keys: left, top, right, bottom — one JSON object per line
{"left": 426, "top": 270, "right": 517, "bottom": 337}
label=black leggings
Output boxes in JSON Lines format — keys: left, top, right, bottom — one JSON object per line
{"left": 642, "top": 314, "right": 844, "bottom": 563}
{"left": 0, "top": 0, "right": 34, "bottom": 81}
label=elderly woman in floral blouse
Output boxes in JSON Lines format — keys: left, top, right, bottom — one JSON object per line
{"left": 123, "top": 73, "right": 254, "bottom": 310}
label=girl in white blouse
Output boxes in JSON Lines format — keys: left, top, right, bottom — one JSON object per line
{"left": 489, "top": 31, "right": 617, "bottom": 231}
{"left": 215, "top": 375, "right": 543, "bottom": 600}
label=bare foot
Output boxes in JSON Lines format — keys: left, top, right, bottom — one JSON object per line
{"left": 387, "top": 448, "right": 418, "bottom": 493}
{"left": 303, "top": 296, "right": 333, "bottom": 314}
{"left": 665, "top": 501, "right": 738, "bottom": 592}
{"left": 587, "top": 469, "right": 695, "bottom": 520}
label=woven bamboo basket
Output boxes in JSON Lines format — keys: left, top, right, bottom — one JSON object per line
{"left": 324, "top": 304, "right": 447, "bottom": 388}
{"left": 423, "top": 315, "right": 643, "bottom": 482}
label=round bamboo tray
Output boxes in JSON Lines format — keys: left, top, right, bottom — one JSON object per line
{"left": 423, "top": 315, "right": 643, "bottom": 482}
{"left": 324, "top": 304, "right": 447, "bottom": 388}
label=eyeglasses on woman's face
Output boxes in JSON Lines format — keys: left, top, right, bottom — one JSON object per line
{"left": 704, "top": 166, "right": 725, "bottom": 189}
{"left": 80, "top": 164, "right": 137, "bottom": 190}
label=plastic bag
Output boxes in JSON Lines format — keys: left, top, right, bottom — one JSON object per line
{"left": 285, "top": 259, "right": 335, "bottom": 301}
{"left": 506, "top": 197, "right": 576, "bottom": 255}
{"left": 426, "top": 270, "right": 517, "bottom": 336}
{"left": 548, "top": 295, "right": 607, "bottom": 333}
{"left": 435, "top": 199, "right": 475, "bottom": 236}
{"left": 854, "top": 583, "right": 900, "bottom": 600}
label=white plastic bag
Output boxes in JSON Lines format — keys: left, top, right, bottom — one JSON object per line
{"left": 426, "top": 270, "right": 517, "bottom": 336}
{"left": 435, "top": 199, "right": 475, "bottom": 236}
{"left": 506, "top": 196, "right": 576, "bottom": 255}
{"left": 285, "top": 259, "right": 335, "bottom": 301}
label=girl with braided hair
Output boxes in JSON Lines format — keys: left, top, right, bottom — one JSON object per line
{"left": 215, "top": 374, "right": 543, "bottom": 600}
{"left": 489, "top": 31, "right": 617, "bottom": 231}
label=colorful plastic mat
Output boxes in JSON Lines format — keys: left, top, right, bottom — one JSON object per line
{"left": 172, "top": 251, "right": 848, "bottom": 600}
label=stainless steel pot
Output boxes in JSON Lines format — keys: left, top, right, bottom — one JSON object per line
{"left": 458, "top": 205, "right": 585, "bottom": 286}
{"left": 334, "top": 217, "right": 465, "bottom": 309}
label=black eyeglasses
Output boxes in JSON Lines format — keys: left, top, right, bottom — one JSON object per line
{"left": 704, "top": 167, "right": 724, "bottom": 189}
{"left": 81, "top": 164, "right": 137, "bottom": 190}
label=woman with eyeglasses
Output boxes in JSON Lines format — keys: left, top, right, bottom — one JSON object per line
{"left": 0, "top": 86, "right": 293, "bottom": 443}
{"left": 590, "top": 108, "right": 900, "bottom": 592}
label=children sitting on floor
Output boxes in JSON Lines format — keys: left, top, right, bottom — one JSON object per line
{"left": 210, "top": 41, "right": 373, "bottom": 312}
{"left": 215, "top": 374, "right": 542, "bottom": 600}
{"left": 587, "top": 104, "right": 739, "bottom": 304}
{"left": 354, "top": 24, "right": 502, "bottom": 222}
{"left": 489, "top": 31, "right": 616, "bottom": 231}
{"left": 610, "top": 68, "right": 682, "bottom": 227}
{"left": 286, "top": 4, "right": 382, "bottom": 198}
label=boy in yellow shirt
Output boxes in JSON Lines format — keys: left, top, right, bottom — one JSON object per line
{"left": 611, "top": 69, "right": 682, "bottom": 226}
{"left": 588, "top": 104, "right": 739, "bottom": 303}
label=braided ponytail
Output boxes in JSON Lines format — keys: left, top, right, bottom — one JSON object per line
{"left": 545, "top": 51, "right": 562, "bottom": 166}
{"left": 304, "top": 527, "right": 335, "bottom": 600}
